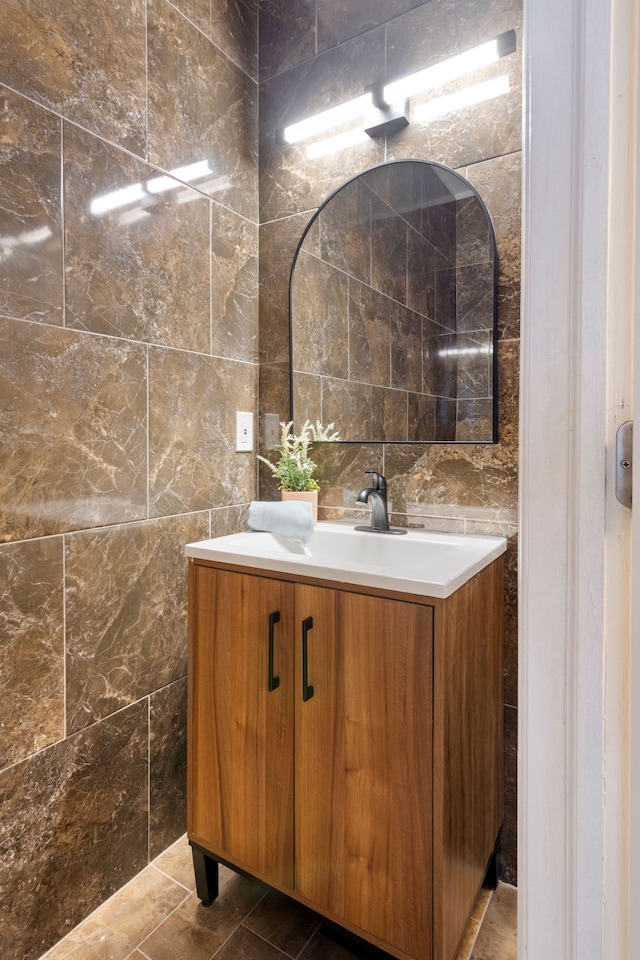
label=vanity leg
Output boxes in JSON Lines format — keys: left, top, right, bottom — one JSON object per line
{"left": 191, "top": 845, "right": 219, "bottom": 905}
{"left": 482, "top": 849, "right": 498, "bottom": 890}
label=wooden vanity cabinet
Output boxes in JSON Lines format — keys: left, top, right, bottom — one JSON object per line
{"left": 187, "top": 557, "right": 504, "bottom": 960}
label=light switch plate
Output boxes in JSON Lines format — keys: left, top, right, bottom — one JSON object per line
{"left": 264, "top": 413, "right": 280, "bottom": 450}
{"left": 235, "top": 411, "right": 253, "bottom": 452}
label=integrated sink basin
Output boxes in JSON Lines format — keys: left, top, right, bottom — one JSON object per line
{"left": 186, "top": 521, "right": 506, "bottom": 599}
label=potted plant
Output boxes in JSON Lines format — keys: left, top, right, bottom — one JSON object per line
{"left": 257, "top": 420, "right": 340, "bottom": 523}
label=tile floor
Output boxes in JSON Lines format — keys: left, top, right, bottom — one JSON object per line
{"left": 39, "top": 837, "right": 517, "bottom": 960}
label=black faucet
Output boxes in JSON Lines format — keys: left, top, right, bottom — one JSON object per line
{"left": 354, "top": 472, "right": 407, "bottom": 535}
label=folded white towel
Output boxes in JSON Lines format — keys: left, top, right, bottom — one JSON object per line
{"left": 248, "top": 500, "right": 314, "bottom": 544}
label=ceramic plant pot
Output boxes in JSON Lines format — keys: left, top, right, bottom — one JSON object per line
{"left": 281, "top": 489, "right": 318, "bottom": 524}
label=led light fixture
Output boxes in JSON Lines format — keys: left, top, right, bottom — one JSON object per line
{"left": 383, "top": 30, "right": 515, "bottom": 104}
{"left": 277, "top": 94, "right": 372, "bottom": 145}
{"left": 413, "top": 75, "right": 511, "bottom": 123}
{"left": 274, "top": 29, "right": 516, "bottom": 151}
{"left": 306, "top": 127, "right": 370, "bottom": 159}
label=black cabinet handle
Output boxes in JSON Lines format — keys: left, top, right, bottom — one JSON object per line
{"left": 268, "top": 611, "right": 280, "bottom": 691}
{"left": 302, "top": 616, "right": 314, "bottom": 702}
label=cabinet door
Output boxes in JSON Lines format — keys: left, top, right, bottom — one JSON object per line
{"left": 188, "top": 566, "right": 295, "bottom": 888}
{"left": 294, "top": 586, "right": 434, "bottom": 959}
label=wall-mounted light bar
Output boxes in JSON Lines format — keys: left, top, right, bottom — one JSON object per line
{"left": 413, "top": 75, "right": 510, "bottom": 123}
{"left": 306, "top": 127, "right": 370, "bottom": 160}
{"left": 275, "top": 29, "right": 516, "bottom": 157}
{"left": 277, "top": 94, "right": 372, "bottom": 146}
{"left": 383, "top": 30, "right": 515, "bottom": 104}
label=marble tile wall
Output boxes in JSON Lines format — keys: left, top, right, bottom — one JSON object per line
{"left": 258, "top": 0, "right": 521, "bottom": 883}
{"left": 0, "top": 2, "right": 259, "bottom": 958}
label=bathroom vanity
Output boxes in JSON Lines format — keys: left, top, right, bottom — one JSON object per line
{"left": 186, "top": 524, "right": 505, "bottom": 960}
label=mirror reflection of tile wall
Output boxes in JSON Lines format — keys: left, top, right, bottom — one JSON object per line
{"left": 291, "top": 163, "right": 495, "bottom": 442}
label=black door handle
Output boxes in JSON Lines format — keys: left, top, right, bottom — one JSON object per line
{"left": 302, "top": 616, "right": 314, "bottom": 702}
{"left": 268, "top": 610, "right": 280, "bottom": 691}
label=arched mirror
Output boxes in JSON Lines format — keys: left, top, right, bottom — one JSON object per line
{"left": 289, "top": 159, "right": 498, "bottom": 443}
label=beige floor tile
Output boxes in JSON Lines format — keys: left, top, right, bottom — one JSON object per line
{"left": 40, "top": 866, "right": 190, "bottom": 960}
{"left": 471, "top": 883, "right": 517, "bottom": 960}
{"left": 139, "top": 871, "right": 267, "bottom": 960}
{"left": 216, "top": 925, "right": 288, "bottom": 960}
{"left": 298, "top": 930, "right": 366, "bottom": 960}
{"left": 243, "top": 889, "right": 321, "bottom": 957}
{"left": 151, "top": 834, "right": 197, "bottom": 891}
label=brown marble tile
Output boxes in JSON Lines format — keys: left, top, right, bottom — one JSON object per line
{"left": 456, "top": 195, "right": 493, "bottom": 268}
{"left": 0, "top": 537, "right": 64, "bottom": 769}
{"left": 456, "top": 332, "right": 492, "bottom": 400}
{"left": 260, "top": 360, "right": 291, "bottom": 445}
{"left": 244, "top": 889, "right": 320, "bottom": 956}
{"left": 497, "top": 707, "right": 518, "bottom": 885}
{"left": 314, "top": 442, "right": 385, "bottom": 514}
{"left": 465, "top": 153, "right": 522, "bottom": 340}
{"left": 148, "top": 347, "right": 258, "bottom": 516}
{"left": 292, "top": 253, "right": 349, "bottom": 379}
{"left": 423, "top": 325, "right": 457, "bottom": 399}
{"left": 372, "top": 385, "right": 409, "bottom": 441}
{"left": 140, "top": 873, "right": 267, "bottom": 960}
{"left": 391, "top": 305, "right": 423, "bottom": 393}
{"left": 259, "top": 31, "right": 386, "bottom": 222}
{"left": 407, "top": 228, "right": 436, "bottom": 320}
{"left": 349, "top": 281, "right": 391, "bottom": 387}
{"left": 150, "top": 677, "right": 188, "bottom": 859}
{"left": 0, "top": 319, "right": 147, "bottom": 543}
{"left": 370, "top": 198, "right": 406, "bottom": 304}
{"left": 471, "top": 882, "right": 517, "bottom": 959}
{"left": 317, "top": 177, "right": 372, "bottom": 285}
{"left": 386, "top": 0, "right": 522, "bottom": 172}
{"left": 0, "top": 0, "right": 146, "bottom": 157}
{"left": 495, "top": 337, "right": 519, "bottom": 459}
{"left": 407, "top": 393, "right": 437, "bottom": 442}
{"left": 258, "top": 0, "right": 316, "bottom": 82}
{"left": 456, "top": 399, "right": 494, "bottom": 442}
{"left": 211, "top": 503, "right": 250, "bottom": 537}
{"left": 152, "top": 836, "right": 197, "bottom": 892}
{"left": 456, "top": 263, "right": 494, "bottom": 334}
{"left": 0, "top": 702, "right": 148, "bottom": 960}
{"left": 41, "top": 865, "right": 189, "bottom": 960}
{"left": 148, "top": 0, "right": 258, "bottom": 221}
{"left": 211, "top": 0, "right": 259, "bottom": 80}
{"left": 260, "top": 212, "right": 312, "bottom": 365}
{"left": 317, "top": 0, "right": 429, "bottom": 53}
{"left": 386, "top": 0, "right": 522, "bottom": 106}
{"left": 292, "top": 372, "right": 323, "bottom": 434}
{"left": 64, "top": 125, "right": 211, "bottom": 352}
{"left": 65, "top": 513, "right": 207, "bottom": 733}
{"left": 322, "top": 378, "right": 373, "bottom": 441}
{"left": 0, "top": 87, "right": 63, "bottom": 325}
{"left": 435, "top": 396, "right": 457, "bottom": 440}
{"left": 212, "top": 204, "right": 259, "bottom": 361}
{"left": 384, "top": 435, "right": 518, "bottom": 519}
{"left": 493, "top": 529, "right": 519, "bottom": 709}
{"left": 170, "top": 0, "right": 211, "bottom": 38}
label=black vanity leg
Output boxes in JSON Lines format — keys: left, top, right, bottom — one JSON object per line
{"left": 482, "top": 848, "right": 498, "bottom": 890}
{"left": 191, "top": 845, "right": 219, "bottom": 905}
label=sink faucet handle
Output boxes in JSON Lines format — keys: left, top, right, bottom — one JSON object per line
{"left": 364, "top": 470, "right": 386, "bottom": 492}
